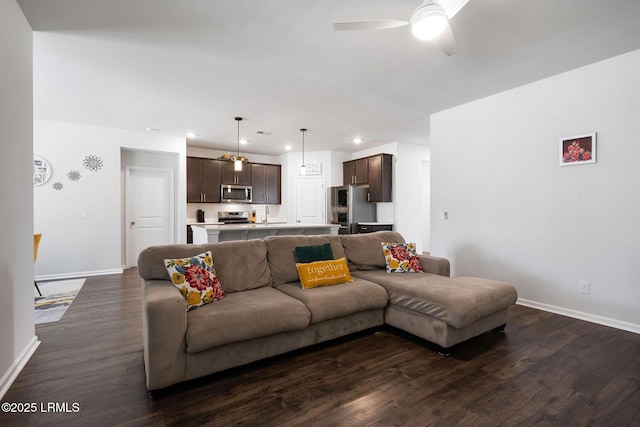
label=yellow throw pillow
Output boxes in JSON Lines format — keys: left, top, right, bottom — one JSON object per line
{"left": 295, "top": 257, "right": 353, "bottom": 289}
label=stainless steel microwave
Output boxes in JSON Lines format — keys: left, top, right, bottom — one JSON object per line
{"left": 220, "top": 184, "right": 252, "bottom": 203}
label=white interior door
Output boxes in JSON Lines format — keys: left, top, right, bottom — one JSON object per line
{"left": 295, "top": 176, "right": 325, "bottom": 224}
{"left": 126, "top": 166, "right": 174, "bottom": 266}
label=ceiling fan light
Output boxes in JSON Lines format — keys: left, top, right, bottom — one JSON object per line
{"left": 410, "top": 3, "right": 449, "bottom": 40}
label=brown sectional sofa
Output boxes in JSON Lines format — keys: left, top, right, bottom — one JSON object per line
{"left": 138, "top": 231, "right": 517, "bottom": 392}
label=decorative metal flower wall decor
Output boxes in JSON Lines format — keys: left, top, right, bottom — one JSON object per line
{"left": 83, "top": 155, "right": 104, "bottom": 171}
{"left": 53, "top": 182, "right": 64, "bottom": 191}
{"left": 67, "top": 170, "right": 82, "bottom": 181}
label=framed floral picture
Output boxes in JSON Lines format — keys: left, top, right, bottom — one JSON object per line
{"left": 559, "top": 132, "right": 596, "bottom": 166}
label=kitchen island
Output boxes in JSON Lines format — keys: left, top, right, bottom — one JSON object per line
{"left": 190, "top": 223, "right": 340, "bottom": 243}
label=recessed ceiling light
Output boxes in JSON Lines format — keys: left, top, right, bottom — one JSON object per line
{"left": 186, "top": 132, "right": 197, "bottom": 139}
{"left": 284, "top": 145, "right": 292, "bottom": 151}
{"left": 240, "top": 139, "right": 248, "bottom": 145}
{"left": 353, "top": 137, "right": 363, "bottom": 144}
{"left": 145, "top": 127, "right": 159, "bottom": 133}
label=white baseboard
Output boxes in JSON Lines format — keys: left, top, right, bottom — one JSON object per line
{"left": 35, "top": 268, "right": 123, "bottom": 282}
{"left": 0, "top": 336, "right": 40, "bottom": 400}
{"left": 517, "top": 298, "right": 640, "bottom": 334}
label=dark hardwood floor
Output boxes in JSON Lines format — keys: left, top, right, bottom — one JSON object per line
{"left": 1, "top": 269, "right": 639, "bottom": 426}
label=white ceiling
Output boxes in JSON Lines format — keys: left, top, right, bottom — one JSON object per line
{"left": 18, "top": 0, "right": 640, "bottom": 155}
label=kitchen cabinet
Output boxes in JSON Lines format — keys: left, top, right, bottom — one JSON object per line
{"left": 367, "top": 153, "right": 393, "bottom": 202}
{"left": 343, "top": 158, "right": 369, "bottom": 186}
{"left": 251, "top": 163, "right": 281, "bottom": 204}
{"left": 342, "top": 153, "right": 392, "bottom": 202}
{"left": 187, "top": 157, "right": 222, "bottom": 203}
{"left": 221, "top": 161, "right": 252, "bottom": 185}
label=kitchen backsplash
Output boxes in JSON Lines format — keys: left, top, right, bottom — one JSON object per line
{"left": 187, "top": 203, "right": 283, "bottom": 224}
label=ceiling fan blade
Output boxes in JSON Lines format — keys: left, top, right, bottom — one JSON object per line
{"left": 437, "top": 0, "right": 471, "bottom": 19}
{"left": 333, "top": 20, "right": 409, "bottom": 31}
{"left": 430, "top": 25, "right": 460, "bottom": 56}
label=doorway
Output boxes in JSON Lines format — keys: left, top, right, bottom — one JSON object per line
{"left": 125, "top": 166, "right": 175, "bottom": 266}
{"left": 295, "top": 176, "right": 325, "bottom": 224}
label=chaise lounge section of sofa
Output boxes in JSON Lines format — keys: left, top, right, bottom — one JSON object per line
{"left": 138, "top": 231, "right": 517, "bottom": 392}
{"left": 341, "top": 231, "right": 518, "bottom": 353}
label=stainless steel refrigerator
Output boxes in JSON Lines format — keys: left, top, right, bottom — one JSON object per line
{"left": 329, "top": 185, "right": 376, "bottom": 234}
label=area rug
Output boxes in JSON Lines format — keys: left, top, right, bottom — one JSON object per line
{"left": 34, "top": 278, "right": 86, "bottom": 325}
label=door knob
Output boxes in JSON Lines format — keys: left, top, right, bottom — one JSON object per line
{"left": 130, "top": 221, "right": 136, "bottom": 226}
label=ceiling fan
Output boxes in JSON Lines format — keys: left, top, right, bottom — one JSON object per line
{"left": 333, "top": 0, "right": 471, "bottom": 56}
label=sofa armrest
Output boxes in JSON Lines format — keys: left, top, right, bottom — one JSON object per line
{"left": 142, "top": 279, "right": 188, "bottom": 391}
{"left": 418, "top": 254, "right": 450, "bottom": 277}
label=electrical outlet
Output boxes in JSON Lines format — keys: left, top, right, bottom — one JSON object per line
{"left": 579, "top": 281, "right": 590, "bottom": 294}
{"left": 81, "top": 210, "right": 88, "bottom": 219}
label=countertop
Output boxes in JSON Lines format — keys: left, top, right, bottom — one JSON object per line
{"left": 357, "top": 222, "right": 393, "bottom": 226}
{"left": 196, "top": 222, "right": 339, "bottom": 231}
{"left": 187, "top": 221, "right": 287, "bottom": 226}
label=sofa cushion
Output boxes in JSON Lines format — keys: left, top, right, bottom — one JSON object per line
{"left": 265, "top": 235, "right": 346, "bottom": 286}
{"left": 276, "top": 278, "right": 388, "bottom": 324}
{"left": 351, "top": 270, "right": 517, "bottom": 329}
{"left": 295, "top": 242, "right": 334, "bottom": 263}
{"left": 164, "top": 251, "right": 225, "bottom": 311}
{"left": 185, "top": 287, "right": 310, "bottom": 353}
{"left": 381, "top": 242, "right": 423, "bottom": 273}
{"left": 340, "top": 231, "right": 406, "bottom": 271}
{"left": 209, "top": 240, "right": 273, "bottom": 292}
{"left": 138, "top": 239, "right": 272, "bottom": 293}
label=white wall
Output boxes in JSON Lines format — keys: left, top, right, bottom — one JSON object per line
{"left": 34, "top": 120, "right": 186, "bottom": 278}
{"left": 354, "top": 142, "right": 431, "bottom": 253}
{"left": 0, "top": 0, "right": 37, "bottom": 399}
{"left": 431, "top": 49, "right": 640, "bottom": 333}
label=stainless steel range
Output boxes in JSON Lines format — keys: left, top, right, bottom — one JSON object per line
{"left": 218, "top": 211, "right": 252, "bottom": 224}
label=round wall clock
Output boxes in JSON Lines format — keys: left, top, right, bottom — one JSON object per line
{"left": 33, "top": 155, "right": 52, "bottom": 187}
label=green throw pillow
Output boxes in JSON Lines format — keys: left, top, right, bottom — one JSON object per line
{"left": 295, "top": 243, "right": 334, "bottom": 263}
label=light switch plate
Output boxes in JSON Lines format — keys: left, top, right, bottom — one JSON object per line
{"left": 436, "top": 211, "right": 448, "bottom": 220}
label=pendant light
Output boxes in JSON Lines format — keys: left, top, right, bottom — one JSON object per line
{"left": 300, "top": 128, "right": 307, "bottom": 176}
{"left": 234, "top": 116, "right": 243, "bottom": 172}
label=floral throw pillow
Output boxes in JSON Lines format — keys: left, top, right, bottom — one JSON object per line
{"left": 381, "top": 243, "right": 423, "bottom": 273}
{"left": 164, "top": 251, "right": 225, "bottom": 311}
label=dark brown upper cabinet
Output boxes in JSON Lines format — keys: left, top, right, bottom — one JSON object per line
{"left": 343, "top": 157, "right": 369, "bottom": 186}
{"left": 343, "top": 153, "right": 392, "bottom": 202}
{"left": 187, "top": 157, "right": 222, "bottom": 203}
{"left": 251, "top": 163, "right": 281, "bottom": 204}
{"left": 367, "top": 153, "right": 392, "bottom": 202}
{"left": 221, "top": 161, "right": 252, "bottom": 185}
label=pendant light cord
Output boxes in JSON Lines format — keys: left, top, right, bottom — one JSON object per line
{"left": 300, "top": 128, "right": 307, "bottom": 166}
{"left": 235, "top": 117, "right": 242, "bottom": 157}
